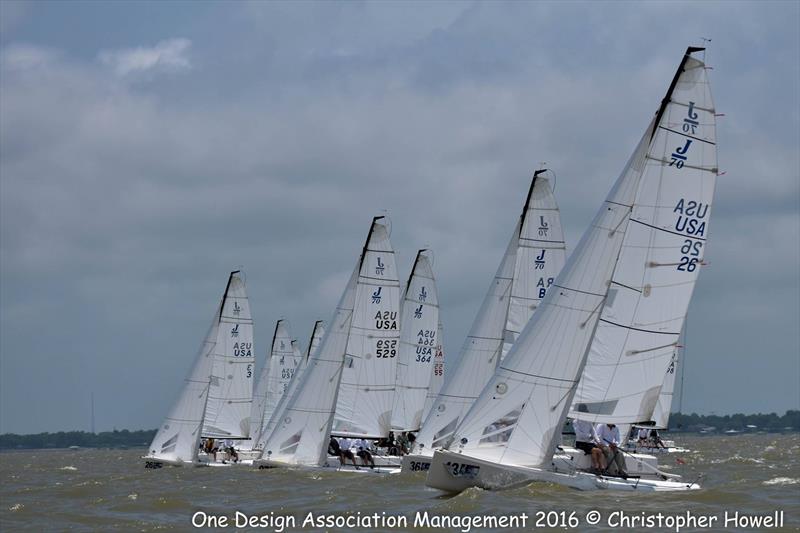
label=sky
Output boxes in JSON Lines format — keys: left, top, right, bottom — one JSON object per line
{"left": 1, "top": 0, "right": 798, "bottom": 434}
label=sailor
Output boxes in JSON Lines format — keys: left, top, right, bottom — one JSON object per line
{"left": 328, "top": 436, "right": 341, "bottom": 456}
{"left": 596, "top": 423, "right": 628, "bottom": 478}
{"left": 337, "top": 437, "right": 357, "bottom": 467}
{"left": 649, "top": 428, "right": 666, "bottom": 449}
{"left": 356, "top": 445, "right": 375, "bottom": 468}
{"left": 637, "top": 427, "right": 650, "bottom": 446}
{"left": 573, "top": 405, "right": 605, "bottom": 474}
{"left": 396, "top": 432, "right": 410, "bottom": 455}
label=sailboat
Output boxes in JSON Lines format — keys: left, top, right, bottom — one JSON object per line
{"left": 254, "top": 217, "right": 401, "bottom": 472}
{"left": 425, "top": 46, "right": 717, "bottom": 492}
{"left": 404, "top": 169, "right": 567, "bottom": 473}
{"left": 144, "top": 270, "right": 253, "bottom": 467}
{"left": 244, "top": 320, "right": 300, "bottom": 454}
{"left": 623, "top": 346, "right": 689, "bottom": 454}
{"left": 391, "top": 249, "right": 440, "bottom": 433}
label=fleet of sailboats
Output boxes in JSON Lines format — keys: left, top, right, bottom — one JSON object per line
{"left": 145, "top": 46, "right": 719, "bottom": 493}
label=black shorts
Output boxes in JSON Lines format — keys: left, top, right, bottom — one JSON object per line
{"left": 575, "top": 441, "right": 597, "bottom": 455}
{"left": 341, "top": 450, "right": 355, "bottom": 460}
{"left": 356, "top": 450, "right": 370, "bottom": 459}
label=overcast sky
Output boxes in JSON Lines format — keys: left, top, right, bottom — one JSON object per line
{"left": 1, "top": 1, "right": 798, "bottom": 434}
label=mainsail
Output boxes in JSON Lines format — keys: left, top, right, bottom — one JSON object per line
{"left": 201, "top": 271, "right": 255, "bottom": 439}
{"left": 332, "top": 217, "right": 401, "bottom": 438}
{"left": 446, "top": 47, "right": 715, "bottom": 468}
{"left": 146, "top": 271, "right": 242, "bottom": 463}
{"left": 260, "top": 217, "right": 392, "bottom": 464}
{"left": 569, "top": 48, "right": 717, "bottom": 426}
{"left": 249, "top": 320, "right": 299, "bottom": 445}
{"left": 414, "top": 173, "right": 566, "bottom": 454}
{"left": 391, "top": 250, "right": 440, "bottom": 432}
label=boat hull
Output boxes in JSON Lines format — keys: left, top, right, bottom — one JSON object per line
{"left": 425, "top": 450, "right": 700, "bottom": 493}
{"left": 400, "top": 453, "right": 433, "bottom": 474}
{"left": 252, "top": 458, "right": 399, "bottom": 474}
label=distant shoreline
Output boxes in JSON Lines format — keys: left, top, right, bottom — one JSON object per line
{"left": 1, "top": 411, "right": 797, "bottom": 450}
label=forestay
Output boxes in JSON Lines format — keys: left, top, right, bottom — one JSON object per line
{"left": 146, "top": 271, "right": 235, "bottom": 463}
{"left": 414, "top": 173, "right": 566, "bottom": 454}
{"left": 391, "top": 250, "right": 440, "bottom": 432}
{"left": 570, "top": 49, "right": 716, "bottom": 426}
{"left": 260, "top": 267, "right": 358, "bottom": 464}
{"left": 446, "top": 122, "right": 653, "bottom": 467}
{"left": 333, "top": 217, "right": 401, "bottom": 438}
{"left": 202, "top": 271, "right": 255, "bottom": 439}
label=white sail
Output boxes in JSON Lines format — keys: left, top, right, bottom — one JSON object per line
{"left": 249, "top": 320, "right": 299, "bottom": 445}
{"left": 254, "top": 321, "right": 326, "bottom": 451}
{"left": 652, "top": 347, "right": 679, "bottom": 429}
{"left": 146, "top": 272, "right": 235, "bottom": 463}
{"left": 445, "top": 123, "right": 652, "bottom": 467}
{"left": 421, "top": 320, "right": 446, "bottom": 423}
{"left": 260, "top": 266, "right": 358, "bottom": 464}
{"left": 414, "top": 173, "right": 566, "bottom": 454}
{"left": 445, "top": 47, "right": 715, "bottom": 468}
{"left": 260, "top": 217, "right": 390, "bottom": 464}
{"left": 570, "top": 49, "right": 717, "bottom": 426}
{"left": 391, "top": 250, "right": 440, "bottom": 432}
{"left": 201, "top": 272, "right": 255, "bottom": 439}
{"left": 332, "top": 217, "right": 401, "bottom": 438}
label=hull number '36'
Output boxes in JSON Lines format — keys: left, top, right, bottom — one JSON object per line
{"left": 445, "top": 461, "right": 480, "bottom": 479}
{"left": 408, "top": 461, "right": 430, "bottom": 472}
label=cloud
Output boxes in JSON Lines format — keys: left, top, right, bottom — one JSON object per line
{"left": 98, "top": 38, "right": 192, "bottom": 77}
{"left": 0, "top": 1, "right": 798, "bottom": 433}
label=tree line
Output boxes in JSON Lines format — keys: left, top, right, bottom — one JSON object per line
{"left": 1, "top": 411, "right": 798, "bottom": 449}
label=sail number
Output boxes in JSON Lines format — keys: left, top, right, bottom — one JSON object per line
{"left": 673, "top": 198, "right": 708, "bottom": 272}
{"left": 444, "top": 461, "right": 480, "bottom": 479}
{"left": 376, "top": 339, "right": 397, "bottom": 358}
{"left": 375, "top": 311, "right": 398, "bottom": 330}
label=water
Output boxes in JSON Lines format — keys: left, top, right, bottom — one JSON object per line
{"left": 2, "top": 434, "right": 798, "bottom": 531}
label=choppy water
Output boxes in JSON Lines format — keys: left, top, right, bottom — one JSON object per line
{"left": 2, "top": 433, "right": 798, "bottom": 532}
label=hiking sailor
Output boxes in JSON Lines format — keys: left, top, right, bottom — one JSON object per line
{"left": 596, "top": 423, "right": 628, "bottom": 478}
{"left": 573, "top": 404, "right": 605, "bottom": 474}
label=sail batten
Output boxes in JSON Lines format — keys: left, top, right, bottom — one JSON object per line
{"left": 414, "top": 174, "right": 567, "bottom": 455}
{"left": 446, "top": 48, "right": 716, "bottom": 469}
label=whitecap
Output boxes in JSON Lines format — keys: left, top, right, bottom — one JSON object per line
{"left": 9, "top": 503, "right": 23, "bottom": 512}
{"left": 763, "top": 477, "right": 799, "bottom": 486}
{"left": 60, "top": 466, "right": 78, "bottom": 471}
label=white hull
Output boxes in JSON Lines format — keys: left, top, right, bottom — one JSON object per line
{"left": 425, "top": 450, "right": 700, "bottom": 493}
{"left": 143, "top": 456, "right": 200, "bottom": 468}
{"left": 400, "top": 453, "right": 433, "bottom": 474}
{"left": 253, "top": 458, "right": 399, "bottom": 474}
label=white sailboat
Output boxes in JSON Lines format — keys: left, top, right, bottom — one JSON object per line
{"left": 405, "top": 170, "right": 566, "bottom": 472}
{"left": 425, "top": 46, "right": 716, "bottom": 492}
{"left": 145, "top": 271, "right": 253, "bottom": 467}
{"left": 247, "top": 320, "right": 300, "bottom": 450}
{"left": 331, "top": 219, "right": 402, "bottom": 439}
{"left": 391, "top": 249, "right": 440, "bottom": 432}
{"left": 255, "top": 217, "right": 400, "bottom": 470}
